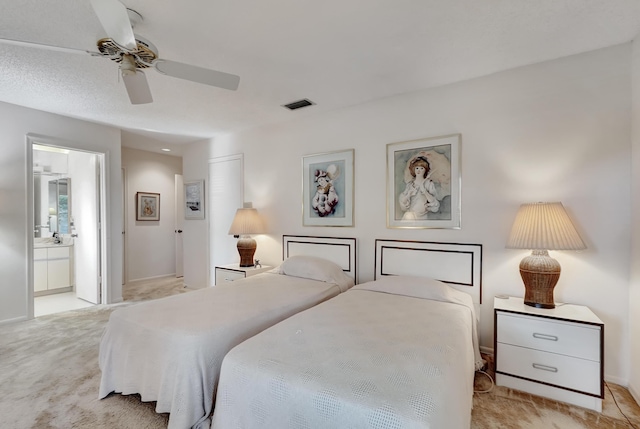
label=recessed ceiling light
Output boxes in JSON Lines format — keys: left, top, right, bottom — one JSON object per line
{"left": 161, "top": 148, "right": 171, "bottom": 152}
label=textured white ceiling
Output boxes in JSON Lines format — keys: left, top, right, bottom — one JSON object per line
{"left": 1, "top": 0, "right": 639, "bottom": 147}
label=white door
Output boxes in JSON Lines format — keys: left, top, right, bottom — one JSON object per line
{"left": 175, "top": 174, "right": 184, "bottom": 278}
{"left": 122, "top": 167, "right": 126, "bottom": 285}
{"left": 70, "top": 151, "right": 101, "bottom": 304}
{"left": 209, "top": 155, "right": 243, "bottom": 286}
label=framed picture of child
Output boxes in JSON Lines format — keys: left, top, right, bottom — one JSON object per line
{"left": 386, "top": 134, "right": 461, "bottom": 229}
{"left": 302, "top": 149, "right": 354, "bottom": 227}
{"left": 136, "top": 192, "right": 160, "bottom": 221}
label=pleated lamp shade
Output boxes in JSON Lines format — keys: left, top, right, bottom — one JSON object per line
{"left": 506, "top": 202, "right": 586, "bottom": 251}
{"left": 506, "top": 202, "right": 586, "bottom": 309}
{"left": 228, "top": 203, "right": 265, "bottom": 267}
{"left": 228, "top": 206, "right": 265, "bottom": 236}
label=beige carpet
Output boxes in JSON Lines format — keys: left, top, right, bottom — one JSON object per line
{"left": 0, "top": 277, "right": 638, "bottom": 428}
{"left": 472, "top": 355, "right": 640, "bottom": 429}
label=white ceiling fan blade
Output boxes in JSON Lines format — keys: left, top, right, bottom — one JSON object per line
{"left": 122, "top": 70, "right": 153, "bottom": 104}
{"left": 154, "top": 60, "right": 240, "bottom": 91}
{"left": 90, "top": 0, "right": 137, "bottom": 52}
{"left": 0, "top": 37, "right": 97, "bottom": 55}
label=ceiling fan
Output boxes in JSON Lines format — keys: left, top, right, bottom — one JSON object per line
{"left": 0, "top": 0, "right": 240, "bottom": 104}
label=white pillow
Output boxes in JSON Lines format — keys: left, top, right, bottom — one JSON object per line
{"left": 354, "top": 275, "right": 461, "bottom": 303}
{"left": 276, "top": 255, "right": 354, "bottom": 292}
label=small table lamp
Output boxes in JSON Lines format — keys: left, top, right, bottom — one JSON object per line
{"left": 506, "top": 202, "right": 586, "bottom": 309}
{"left": 228, "top": 203, "right": 265, "bottom": 267}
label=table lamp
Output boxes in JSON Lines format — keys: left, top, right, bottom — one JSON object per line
{"left": 228, "top": 202, "right": 266, "bottom": 267}
{"left": 506, "top": 202, "right": 586, "bottom": 308}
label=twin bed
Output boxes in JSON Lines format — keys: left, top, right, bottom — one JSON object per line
{"left": 99, "top": 236, "right": 357, "bottom": 429}
{"left": 99, "top": 237, "right": 483, "bottom": 429}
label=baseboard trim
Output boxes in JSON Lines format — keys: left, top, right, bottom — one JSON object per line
{"left": 604, "top": 375, "right": 627, "bottom": 386}
{"left": 629, "top": 383, "right": 640, "bottom": 407}
{"left": 0, "top": 315, "right": 28, "bottom": 326}
{"left": 127, "top": 274, "right": 177, "bottom": 283}
{"left": 480, "top": 346, "right": 494, "bottom": 356}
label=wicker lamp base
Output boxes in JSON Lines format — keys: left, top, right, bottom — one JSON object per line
{"left": 237, "top": 235, "right": 256, "bottom": 267}
{"left": 519, "top": 250, "right": 561, "bottom": 309}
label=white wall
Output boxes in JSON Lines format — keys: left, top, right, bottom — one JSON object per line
{"left": 121, "top": 147, "right": 182, "bottom": 282}
{"left": 182, "top": 139, "right": 212, "bottom": 288}
{"left": 184, "top": 44, "right": 632, "bottom": 383}
{"left": 0, "top": 101, "right": 122, "bottom": 324}
{"left": 629, "top": 38, "right": 640, "bottom": 401}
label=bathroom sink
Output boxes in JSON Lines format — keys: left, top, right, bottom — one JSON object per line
{"left": 34, "top": 237, "right": 74, "bottom": 247}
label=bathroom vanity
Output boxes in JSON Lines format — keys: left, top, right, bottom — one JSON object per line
{"left": 34, "top": 239, "right": 74, "bottom": 296}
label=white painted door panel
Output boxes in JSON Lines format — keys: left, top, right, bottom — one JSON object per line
{"left": 175, "top": 174, "right": 184, "bottom": 278}
{"left": 209, "top": 155, "right": 243, "bottom": 286}
{"left": 69, "top": 151, "right": 100, "bottom": 304}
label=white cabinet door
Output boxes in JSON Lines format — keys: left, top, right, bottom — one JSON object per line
{"left": 34, "top": 248, "right": 48, "bottom": 292}
{"left": 34, "top": 261, "right": 48, "bottom": 292}
{"left": 48, "top": 259, "right": 71, "bottom": 289}
{"left": 47, "top": 246, "right": 71, "bottom": 290}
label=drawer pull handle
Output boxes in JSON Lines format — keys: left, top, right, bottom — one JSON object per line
{"left": 224, "top": 278, "right": 234, "bottom": 282}
{"left": 532, "top": 363, "right": 558, "bottom": 373}
{"left": 533, "top": 333, "right": 558, "bottom": 341}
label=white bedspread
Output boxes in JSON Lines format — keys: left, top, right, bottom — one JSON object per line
{"left": 99, "top": 273, "right": 346, "bottom": 429}
{"left": 211, "top": 276, "right": 480, "bottom": 429}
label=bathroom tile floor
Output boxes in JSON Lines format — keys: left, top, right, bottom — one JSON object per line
{"left": 34, "top": 291, "right": 94, "bottom": 317}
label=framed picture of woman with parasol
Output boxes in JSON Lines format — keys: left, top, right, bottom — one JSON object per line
{"left": 387, "top": 134, "right": 461, "bottom": 229}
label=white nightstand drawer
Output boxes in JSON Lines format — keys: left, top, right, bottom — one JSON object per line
{"left": 497, "top": 343, "right": 601, "bottom": 395}
{"left": 214, "top": 265, "right": 273, "bottom": 285}
{"left": 497, "top": 313, "right": 600, "bottom": 361}
{"left": 215, "top": 269, "right": 246, "bottom": 284}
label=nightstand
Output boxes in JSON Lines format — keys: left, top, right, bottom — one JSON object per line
{"left": 494, "top": 296, "right": 604, "bottom": 412}
{"left": 214, "top": 264, "right": 273, "bottom": 285}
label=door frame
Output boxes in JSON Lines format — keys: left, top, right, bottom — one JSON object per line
{"left": 26, "top": 134, "right": 108, "bottom": 319}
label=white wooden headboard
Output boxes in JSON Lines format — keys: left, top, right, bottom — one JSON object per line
{"left": 283, "top": 235, "right": 358, "bottom": 283}
{"left": 374, "top": 239, "right": 483, "bottom": 304}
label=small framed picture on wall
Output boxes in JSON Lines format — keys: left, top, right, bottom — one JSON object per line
{"left": 136, "top": 192, "right": 160, "bottom": 221}
{"left": 184, "top": 180, "right": 205, "bottom": 220}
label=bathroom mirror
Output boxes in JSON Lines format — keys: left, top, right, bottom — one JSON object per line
{"left": 34, "top": 174, "right": 71, "bottom": 237}
{"left": 48, "top": 178, "right": 70, "bottom": 233}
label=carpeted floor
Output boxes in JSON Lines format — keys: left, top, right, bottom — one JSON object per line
{"left": 0, "top": 276, "right": 638, "bottom": 428}
{"left": 472, "top": 355, "right": 640, "bottom": 428}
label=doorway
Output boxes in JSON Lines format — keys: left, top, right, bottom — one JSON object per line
{"left": 27, "top": 137, "right": 107, "bottom": 318}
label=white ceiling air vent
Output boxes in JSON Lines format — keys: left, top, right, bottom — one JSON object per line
{"left": 283, "top": 99, "right": 315, "bottom": 110}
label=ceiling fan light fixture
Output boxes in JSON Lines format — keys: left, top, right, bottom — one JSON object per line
{"left": 120, "top": 54, "right": 137, "bottom": 73}
{"left": 2, "top": 0, "right": 241, "bottom": 105}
